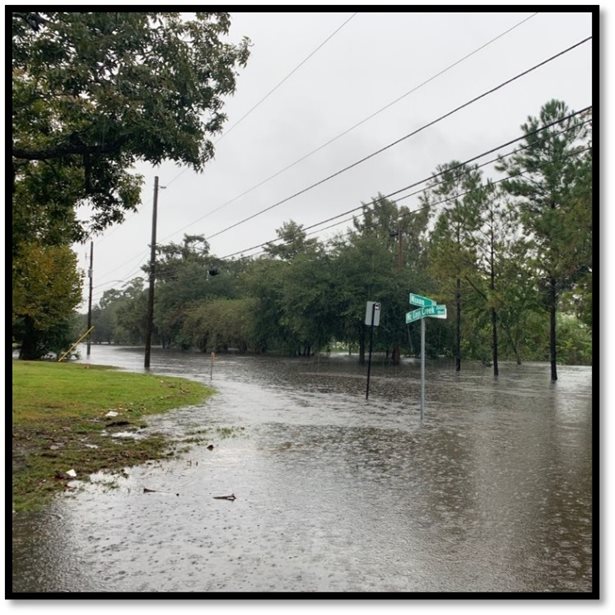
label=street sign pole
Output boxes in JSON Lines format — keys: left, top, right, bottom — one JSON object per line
{"left": 407, "top": 293, "right": 446, "bottom": 420}
{"left": 420, "top": 316, "right": 425, "bottom": 420}
{"left": 365, "top": 302, "right": 376, "bottom": 400}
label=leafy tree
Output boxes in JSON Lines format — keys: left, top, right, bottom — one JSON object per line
{"left": 244, "top": 222, "right": 329, "bottom": 355}
{"left": 181, "top": 298, "right": 257, "bottom": 353}
{"left": 496, "top": 100, "right": 591, "bottom": 380}
{"left": 12, "top": 11, "right": 251, "bottom": 239}
{"left": 13, "top": 243, "right": 83, "bottom": 359}
{"left": 278, "top": 251, "right": 341, "bottom": 356}
{"left": 263, "top": 221, "right": 320, "bottom": 261}
{"left": 241, "top": 257, "right": 297, "bottom": 354}
{"left": 556, "top": 314, "right": 592, "bottom": 366}
{"left": 351, "top": 194, "right": 431, "bottom": 364}
{"left": 458, "top": 182, "right": 530, "bottom": 375}
{"left": 89, "top": 305, "right": 115, "bottom": 344}
{"left": 331, "top": 230, "right": 399, "bottom": 364}
{"left": 12, "top": 162, "right": 84, "bottom": 252}
{"left": 423, "top": 162, "right": 483, "bottom": 371}
{"left": 112, "top": 278, "right": 148, "bottom": 344}
{"left": 148, "top": 234, "right": 239, "bottom": 348}
{"left": 494, "top": 240, "right": 543, "bottom": 365}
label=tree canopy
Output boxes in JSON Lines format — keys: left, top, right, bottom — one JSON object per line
{"left": 12, "top": 11, "right": 251, "bottom": 240}
{"left": 11, "top": 10, "right": 251, "bottom": 359}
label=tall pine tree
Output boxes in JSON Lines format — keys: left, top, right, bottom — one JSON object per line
{"left": 497, "top": 100, "right": 591, "bottom": 381}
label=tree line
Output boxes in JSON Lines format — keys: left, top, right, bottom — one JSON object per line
{"left": 86, "top": 100, "right": 592, "bottom": 379}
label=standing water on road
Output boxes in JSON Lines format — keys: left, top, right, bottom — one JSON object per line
{"left": 12, "top": 345, "right": 593, "bottom": 593}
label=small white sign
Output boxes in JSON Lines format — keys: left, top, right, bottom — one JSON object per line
{"left": 365, "top": 301, "right": 381, "bottom": 326}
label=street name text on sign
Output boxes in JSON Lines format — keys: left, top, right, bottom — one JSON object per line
{"left": 422, "top": 304, "right": 447, "bottom": 319}
{"left": 409, "top": 293, "right": 436, "bottom": 308}
{"left": 405, "top": 308, "right": 423, "bottom": 324}
{"left": 405, "top": 304, "right": 447, "bottom": 324}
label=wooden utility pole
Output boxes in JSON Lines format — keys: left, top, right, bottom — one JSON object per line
{"left": 86, "top": 241, "right": 94, "bottom": 357}
{"left": 144, "top": 176, "right": 160, "bottom": 369}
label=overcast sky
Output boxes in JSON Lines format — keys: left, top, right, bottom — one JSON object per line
{"left": 61, "top": 7, "right": 594, "bottom": 309}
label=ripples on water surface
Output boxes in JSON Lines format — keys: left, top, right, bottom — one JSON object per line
{"left": 12, "top": 346, "right": 593, "bottom": 593}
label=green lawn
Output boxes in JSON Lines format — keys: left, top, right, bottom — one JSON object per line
{"left": 12, "top": 360, "right": 213, "bottom": 511}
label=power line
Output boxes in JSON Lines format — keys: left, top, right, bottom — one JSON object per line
{"left": 157, "top": 12, "right": 539, "bottom": 238}
{"left": 164, "top": 12, "right": 358, "bottom": 188}
{"left": 216, "top": 13, "right": 358, "bottom": 144}
{"left": 247, "top": 143, "right": 591, "bottom": 262}
{"left": 218, "top": 107, "right": 591, "bottom": 259}
{"left": 92, "top": 104, "right": 590, "bottom": 288}
{"left": 89, "top": 143, "right": 590, "bottom": 303}
{"left": 88, "top": 137, "right": 589, "bottom": 307}
{"left": 203, "top": 36, "right": 592, "bottom": 243}
{"left": 308, "top": 144, "right": 591, "bottom": 242}
{"left": 92, "top": 260, "right": 148, "bottom": 292}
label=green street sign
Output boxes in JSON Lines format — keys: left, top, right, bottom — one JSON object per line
{"left": 406, "top": 308, "right": 424, "bottom": 324}
{"left": 422, "top": 304, "right": 447, "bottom": 319}
{"left": 406, "top": 304, "right": 447, "bottom": 323}
{"left": 409, "top": 293, "right": 436, "bottom": 308}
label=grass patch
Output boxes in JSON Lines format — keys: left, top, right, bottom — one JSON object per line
{"left": 12, "top": 360, "right": 213, "bottom": 512}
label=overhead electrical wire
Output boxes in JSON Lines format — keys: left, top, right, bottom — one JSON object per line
{"left": 91, "top": 12, "right": 358, "bottom": 282}
{"left": 91, "top": 13, "right": 544, "bottom": 281}
{"left": 217, "top": 107, "right": 591, "bottom": 260}
{"left": 164, "top": 12, "right": 358, "bottom": 188}
{"left": 157, "top": 12, "right": 539, "bottom": 239}
{"left": 90, "top": 105, "right": 590, "bottom": 293}
{"left": 201, "top": 36, "right": 592, "bottom": 243}
{"left": 87, "top": 110, "right": 591, "bottom": 301}
{"left": 214, "top": 12, "right": 359, "bottom": 144}
{"left": 91, "top": 34, "right": 591, "bottom": 289}
{"left": 245, "top": 143, "right": 592, "bottom": 262}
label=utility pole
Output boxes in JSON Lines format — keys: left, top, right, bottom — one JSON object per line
{"left": 86, "top": 241, "right": 94, "bottom": 357}
{"left": 144, "top": 176, "right": 161, "bottom": 369}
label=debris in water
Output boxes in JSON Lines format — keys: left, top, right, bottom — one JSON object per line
{"left": 143, "top": 487, "right": 157, "bottom": 493}
{"left": 66, "top": 469, "right": 77, "bottom": 478}
{"left": 213, "top": 494, "right": 236, "bottom": 501}
{"left": 207, "top": 444, "right": 214, "bottom": 451}
{"left": 105, "top": 411, "right": 119, "bottom": 418}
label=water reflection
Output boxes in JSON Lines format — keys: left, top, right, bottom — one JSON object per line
{"left": 12, "top": 346, "right": 593, "bottom": 593}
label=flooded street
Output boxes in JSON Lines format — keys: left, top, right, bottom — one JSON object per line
{"left": 11, "top": 346, "right": 593, "bottom": 593}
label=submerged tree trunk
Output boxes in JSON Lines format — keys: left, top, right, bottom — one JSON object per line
{"left": 550, "top": 276, "right": 558, "bottom": 381}
{"left": 391, "top": 345, "right": 400, "bottom": 366}
{"left": 490, "top": 241, "right": 499, "bottom": 377}
{"left": 502, "top": 325, "right": 522, "bottom": 365}
{"left": 491, "top": 307, "right": 499, "bottom": 377}
{"left": 455, "top": 277, "right": 461, "bottom": 372}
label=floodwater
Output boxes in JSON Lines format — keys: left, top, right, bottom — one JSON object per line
{"left": 11, "top": 346, "right": 593, "bottom": 594}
